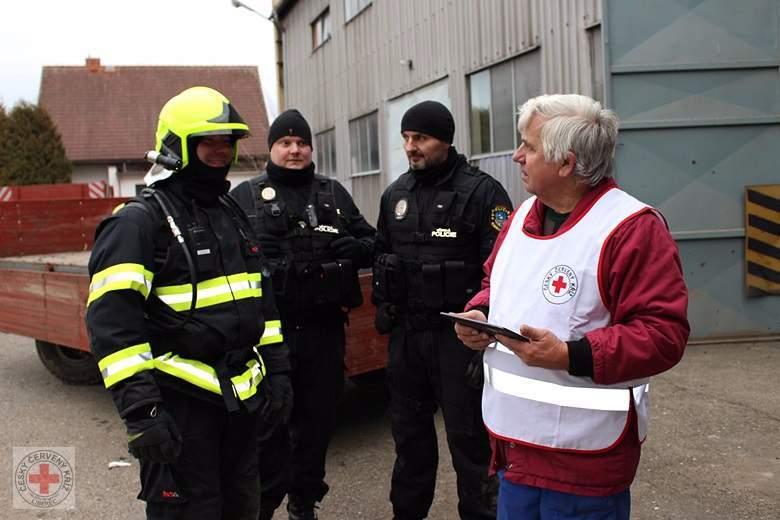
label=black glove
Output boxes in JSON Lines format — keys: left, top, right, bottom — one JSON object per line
{"left": 330, "top": 235, "right": 363, "bottom": 262}
{"left": 258, "top": 233, "right": 281, "bottom": 258}
{"left": 125, "top": 405, "right": 182, "bottom": 463}
{"left": 374, "top": 303, "right": 397, "bottom": 335}
{"left": 260, "top": 373, "right": 294, "bottom": 426}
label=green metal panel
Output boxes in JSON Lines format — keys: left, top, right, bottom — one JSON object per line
{"left": 603, "top": 0, "right": 780, "bottom": 337}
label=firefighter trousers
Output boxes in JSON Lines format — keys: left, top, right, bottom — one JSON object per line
{"left": 257, "top": 314, "right": 346, "bottom": 512}
{"left": 141, "top": 386, "right": 260, "bottom": 520}
{"left": 387, "top": 320, "right": 496, "bottom": 520}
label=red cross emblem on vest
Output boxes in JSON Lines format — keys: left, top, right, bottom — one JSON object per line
{"left": 542, "top": 265, "right": 578, "bottom": 304}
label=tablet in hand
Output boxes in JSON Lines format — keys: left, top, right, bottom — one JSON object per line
{"left": 440, "top": 312, "right": 529, "bottom": 342}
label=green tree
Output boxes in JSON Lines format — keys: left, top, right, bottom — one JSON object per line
{"left": 0, "top": 102, "right": 71, "bottom": 185}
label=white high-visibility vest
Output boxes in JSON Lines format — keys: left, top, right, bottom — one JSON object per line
{"left": 484, "top": 187, "right": 652, "bottom": 452}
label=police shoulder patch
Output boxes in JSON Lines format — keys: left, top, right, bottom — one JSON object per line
{"left": 490, "top": 205, "right": 510, "bottom": 231}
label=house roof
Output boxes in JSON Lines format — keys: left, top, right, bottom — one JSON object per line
{"left": 39, "top": 59, "right": 269, "bottom": 163}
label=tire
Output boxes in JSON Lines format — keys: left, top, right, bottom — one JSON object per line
{"left": 35, "top": 340, "right": 102, "bottom": 385}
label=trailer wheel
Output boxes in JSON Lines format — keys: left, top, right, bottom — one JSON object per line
{"left": 35, "top": 340, "right": 102, "bottom": 385}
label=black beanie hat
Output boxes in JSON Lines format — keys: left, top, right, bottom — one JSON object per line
{"left": 401, "top": 101, "right": 455, "bottom": 144}
{"left": 268, "top": 109, "right": 312, "bottom": 148}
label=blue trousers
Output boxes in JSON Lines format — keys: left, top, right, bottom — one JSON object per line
{"left": 497, "top": 471, "right": 630, "bottom": 520}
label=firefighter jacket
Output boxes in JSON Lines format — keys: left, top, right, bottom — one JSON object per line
{"left": 373, "top": 148, "right": 512, "bottom": 318}
{"left": 85, "top": 183, "right": 287, "bottom": 418}
{"left": 230, "top": 163, "right": 376, "bottom": 318}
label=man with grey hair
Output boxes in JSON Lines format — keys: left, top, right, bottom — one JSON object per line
{"left": 452, "top": 94, "right": 689, "bottom": 519}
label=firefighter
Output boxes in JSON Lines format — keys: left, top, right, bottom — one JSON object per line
{"left": 230, "top": 109, "right": 376, "bottom": 520}
{"left": 373, "top": 101, "right": 513, "bottom": 520}
{"left": 85, "top": 86, "right": 291, "bottom": 520}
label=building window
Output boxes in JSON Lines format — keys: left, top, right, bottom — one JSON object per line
{"left": 349, "top": 112, "right": 379, "bottom": 176}
{"left": 469, "top": 49, "right": 542, "bottom": 155}
{"left": 588, "top": 25, "right": 604, "bottom": 104}
{"left": 345, "top": 0, "right": 371, "bottom": 22}
{"left": 312, "top": 8, "right": 331, "bottom": 49}
{"left": 316, "top": 128, "right": 337, "bottom": 177}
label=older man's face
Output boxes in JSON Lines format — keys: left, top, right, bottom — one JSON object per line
{"left": 513, "top": 115, "right": 565, "bottom": 201}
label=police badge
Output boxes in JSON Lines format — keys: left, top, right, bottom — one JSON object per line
{"left": 394, "top": 198, "right": 408, "bottom": 220}
{"left": 261, "top": 186, "right": 276, "bottom": 201}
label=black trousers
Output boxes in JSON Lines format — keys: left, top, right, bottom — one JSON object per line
{"left": 387, "top": 320, "right": 496, "bottom": 520}
{"left": 257, "top": 315, "right": 346, "bottom": 512}
{"left": 141, "top": 387, "right": 260, "bottom": 520}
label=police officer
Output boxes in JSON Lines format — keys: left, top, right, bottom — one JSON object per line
{"left": 86, "top": 86, "right": 291, "bottom": 520}
{"left": 231, "top": 109, "right": 376, "bottom": 520}
{"left": 373, "top": 101, "right": 513, "bottom": 520}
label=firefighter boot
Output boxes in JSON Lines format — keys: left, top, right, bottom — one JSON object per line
{"left": 287, "top": 496, "right": 318, "bottom": 520}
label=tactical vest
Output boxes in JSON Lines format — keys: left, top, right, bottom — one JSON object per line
{"left": 249, "top": 173, "right": 362, "bottom": 313}
{"left": 375, "top": 166, "right": 487, "bottom": 313}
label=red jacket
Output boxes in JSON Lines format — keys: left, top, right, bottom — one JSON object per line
{"left": 467, "top": 179, "right": 689, "bottom": 496}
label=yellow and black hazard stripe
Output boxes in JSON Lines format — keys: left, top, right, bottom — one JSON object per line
{"left": 745, "top": 185, "right": 780, "bottom": 296}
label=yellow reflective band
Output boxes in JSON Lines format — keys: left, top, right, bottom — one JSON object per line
{"left": 259, "top": 320, "right": 283, "bottom": 346}
{"left": 153, "top": 272, "right": 262, "bottom": 312}
{"left": 88, "top": 263, "right": 154, "bottom": 306}
{"left": 153, "top": 353, "right": 265, "bottom": 400}
{"left": 485, "top": 363, "right": 631, "bottom": 412}
{"left": 230, "top": 358, "right": 266, "bottom": 400}
{"left": 98, "top": 343, "right": 154, "bottom": 388}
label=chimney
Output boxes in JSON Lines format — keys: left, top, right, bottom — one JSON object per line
{"left": 86, "top": 57, "right": 102, "bottom": 73}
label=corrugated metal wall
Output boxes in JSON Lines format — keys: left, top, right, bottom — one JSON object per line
{"left": 278, "top": 0, "right": 602, "bottom": 223}
{"left": 603, "top": 0, "right": 780, "bottom": 338}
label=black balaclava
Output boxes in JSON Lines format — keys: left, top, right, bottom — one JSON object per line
{"left": 166, "top": 137, "right": 232, "bottom": 205}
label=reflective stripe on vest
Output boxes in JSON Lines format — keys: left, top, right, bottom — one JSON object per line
{"left": 484, "top": 188, "right": 652, "bottom": 451}
{"left": 88, "top": 263, "right": 154, "bottom": 306}
{"left": 259, "top": 320, "right": 283, "bottom": 346}
{"left": 154, "top": 272, "right": 262, "bottom": 312}
{"left": 154, "top": 352, "right": 266, "bottom": 401}
{"left": 98, "top": 342, "right": 155, "bottom": 388}
{"left": 484, "top": 361, "right": 631, "bottom": 412}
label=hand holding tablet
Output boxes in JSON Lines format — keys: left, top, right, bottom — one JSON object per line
{"left": 440, "top": 312, "right": 529, "bottom": 342}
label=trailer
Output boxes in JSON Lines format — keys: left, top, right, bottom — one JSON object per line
{"left": 0, "top": 184, "right": 387, "bottom": 384}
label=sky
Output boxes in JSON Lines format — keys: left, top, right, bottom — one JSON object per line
{"left": 0, "top": 0, "right": 279, "bottom": 118}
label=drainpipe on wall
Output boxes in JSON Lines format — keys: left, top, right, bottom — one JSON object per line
{"left": 273, "top": 16, "right": 285, "bottom": 111}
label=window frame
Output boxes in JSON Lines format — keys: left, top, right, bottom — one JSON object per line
{"left": 468, "top": 47, "right": 542, "bottom": 158}
{"left": 344, "top": 0, "right": 372, "bottom": 24}
{"left": 348, "top": 111, "right": 380, "bottom": 178}
{"left": 315, "top": 127, "right": 338, "bottom": 178}
{"left": 311, "top": 7, "right": 332, "bottom": 50}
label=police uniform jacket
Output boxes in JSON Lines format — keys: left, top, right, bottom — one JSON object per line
{"left": 374, "top": 147, "right": 512, "bottom": 319}
{"left": 230, "top": 163, "right": 376, "bottom": 320}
